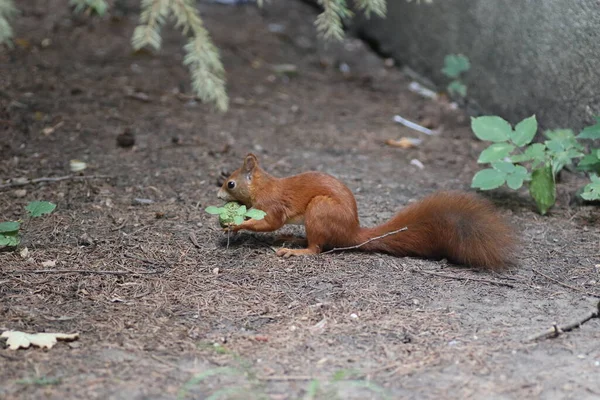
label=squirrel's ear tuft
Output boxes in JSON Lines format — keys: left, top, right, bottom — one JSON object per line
{"left": 243, "top": 153, "right": 259, "bottom": 172}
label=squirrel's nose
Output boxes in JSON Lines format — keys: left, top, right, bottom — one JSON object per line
{"left": 217, "top": 188, "right": 231, "bottom": 201}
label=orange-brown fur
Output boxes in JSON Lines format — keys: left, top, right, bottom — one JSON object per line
{"left": 217, "top": 154, "right": 516, "bottom": 271}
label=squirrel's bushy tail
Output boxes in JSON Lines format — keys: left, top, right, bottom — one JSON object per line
{"left": 356, "top": 192, "right": 516, "bottom": 270}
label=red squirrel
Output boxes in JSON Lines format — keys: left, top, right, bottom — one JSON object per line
{"left": 217, "top": 154, "right": 516, "bottom": 271}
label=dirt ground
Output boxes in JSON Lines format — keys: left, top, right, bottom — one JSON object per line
{"left": 1, "top": 1, "right": 599, "bottom": 399}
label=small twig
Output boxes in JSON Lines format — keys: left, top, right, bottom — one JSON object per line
{"left": 189, "top": 232, "right": 201, "bottom": 249}
{"left": 322, "top": 227, "right": 408, "bottom": 254}
{"left": 0, "top": 352, "right": 19, "bottom": 361}
{"left": 412, "top": 269, "right": 515, "bottom": 288}
{"left": 393, "top": 115, "right": 437, "bottom": 135}
{"left": 0, "top": 175, "right": 112, "bottom": 190}
{"left": 532, "top": 268, "right": 600, "bottom": 298}
{"left": 257, "top": 375, "right": 313, "bottom": 381}
{"left": 527, "top": 301, "right": 600, "bottom": 342}
{"left": 2, "top": 269, "right": 163, "bottom": 275}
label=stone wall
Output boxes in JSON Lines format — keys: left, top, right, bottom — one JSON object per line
{"left": 350, "top": 0, "right": 600, "bottom": 130}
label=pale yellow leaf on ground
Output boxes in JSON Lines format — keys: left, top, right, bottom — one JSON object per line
{"left": 1, "top": 331, "right": 79, "bottom": 350}
{"left": 41, "top": 260, "right": 56, "bottom": 267}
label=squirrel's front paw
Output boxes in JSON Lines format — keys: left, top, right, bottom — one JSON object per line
{"left": 223, "top": 224, "right": 241, "bottom": 233}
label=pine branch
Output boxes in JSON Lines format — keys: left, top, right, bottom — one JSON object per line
{"left": 315, "top": 0, "right": 353, "bottom": 41}
{"left": 355, "top": 0, "right": 386, "bottom": 18}
{"left": 0, "top": 0, "right": 17, "bottom": 44}
{"left": 132, "top": 0, "right": 170, "bottom": 51}
{"left": 171, "top": 0, "right": 228, "bottom": 112}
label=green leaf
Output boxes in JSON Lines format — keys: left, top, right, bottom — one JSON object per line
{"left": 471, "top": 169, "right": 507, "bottom": 190}
{"left": 544, "top": 139, "right": 565, "bottom": 153}
{"left": 511, "top": 143, "right": 548, "bottom": 168}
{"left": 544, "top": 129, "right": 584, "bottom": 152}
{"left": 245, "top": 209, "right": 267, "bottom": 220}
{"left": 506, "top": 165, "right": 530, "bottom": 190}
{"left": 233, "top": 215, "right": 244, "bottom": 225}
{"left": 526, "top": 143, "right": 547, "bottom": 162}
{"left": 577, "top": 117, "right": 600, "bottom": 140}
{"left": 205, "top": 206, "right": 225, "bottom": 215}
{"left": 471, "top": 116, "right": 512, "bottom": 142}
{"left": 235, "top": 205, "right": 247, "bottom": 216}
{"left": 478, "top": 143, "right": 516, "bottom": 163}
{"left": 491, "top": 160, "right": 516, "bottom": 173}
{"left": 511, "top": 115, "right": 537, "bottom": 146}
{"left": 0, "top": 221, "right": 20, "bottom": 233}
{"left": 26, "top": 201, "right": 56, "bottom": 218}
{"left": 447, "top": 80, "right": 467, "bottom": 97}
{"left": 529, "top": 165, "right": 555, "bottom": 215}
{"left": 441, "top": 54, "right": 471, "bottom": 78}
{"left": 577, "top": 153, "right": 600, "bottom": 173}
{"left": 0, "top": 232, "right": 20, "bottom": 247}
{"left": 544, "top": 129, "right": 576, "bottom": 141}
{"left": 580, "top": 175, "right": 600, "bottom": 201}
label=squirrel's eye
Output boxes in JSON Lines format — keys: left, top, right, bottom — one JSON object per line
{"left": 227, "top": 181, "right": 236, "bottom": 189}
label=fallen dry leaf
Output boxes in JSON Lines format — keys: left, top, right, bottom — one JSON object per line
{"left": 385, "top": 137, "right": 422, "bottom": 149}
{"left": 1, "top": 331, "right": 79, "bottom": 350}
{"left": 41, "top": 260, "right": 56, "bottom": 267}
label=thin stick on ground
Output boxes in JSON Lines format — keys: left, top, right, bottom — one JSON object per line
{"left": 412, "top": 269, "right": 515, "bottom": 288}
{"left": 527, "top": 301, "right": 600, "bottom": 342}
{"left": 0, "top": 175, "right": 112, "bottom": 189}
{"left": 2, "top": 269, "right": 164, "bottom": 275}
{"left": 532, "top": 268, "right": 600, "bottom": 298}
{"left": 322, "top": 227, "right": 408, "bottom": 254}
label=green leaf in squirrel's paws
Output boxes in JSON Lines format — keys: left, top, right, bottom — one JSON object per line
{"left": 471, "top": 116, "right": 512, "bottom": 142}
{"left": 510, "top": 115, "right": 538, "bottom": 147}
{"left": 471, "top": 168, "right": 507, "bottom": 190}
{"left": 245, "top": 209, "right": 267, "bottom": 220}
{"left": 25, "top": 201, "right": 56, "bottom": 218}
{"left": 205, "top": 206, "right": 225, "bottom": 215}
{"left": 0, "top": 221, "right": 20, "bottom": 233}
{"left": 529, "top": 165, "right": 556, "bottom": 215}
{"left": 233, "top": 215, "right": 244, "bottom": 225}
{"left": 235, "top": 205, "right": 247, "bottom": 216}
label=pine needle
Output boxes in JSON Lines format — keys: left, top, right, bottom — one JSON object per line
{"left": 171, "top": 0, "right": 228, "bottom": 112}
{"left": 315, "top": 0, "right": 353, "bottom": 41}
{"left": 0, "top": 0, "right": 17, "bottom": 44}
{"left": 355, "top": 0, "right": 386, "bottom": 18}
{"left": 132, "top": 0, "right": 170, "bottom": 51}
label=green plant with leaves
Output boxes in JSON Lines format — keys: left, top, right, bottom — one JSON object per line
{"left": 471, "top": 115, "right": 600, "bottom": 214}
{"left": 205, "top": 202, "right": 266, "bottom": 228}
{"left": 441, "top": 54, "right": 470, "bottom": 97}
{"left": 0, "top": 201, "right": 56, "bottom": 248}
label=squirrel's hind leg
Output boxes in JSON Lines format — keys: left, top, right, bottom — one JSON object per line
{"left": 275, "top": 196, "right": 358, "bottom": 258}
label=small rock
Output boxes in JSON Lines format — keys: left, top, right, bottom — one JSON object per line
{"left": 133, "top": 198, "right": 154, "bottom": 205}
{"left": 14, "top": 189, "right": 27, "bottom": 198}
{"left": 213, "top": 267, "right": 220, "bottom": 275}
{"left": 41, "top": 260, "right": 56, "bottom": 267}
{"left": 19, "top": 247, "right": 29, "bottom": 259}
